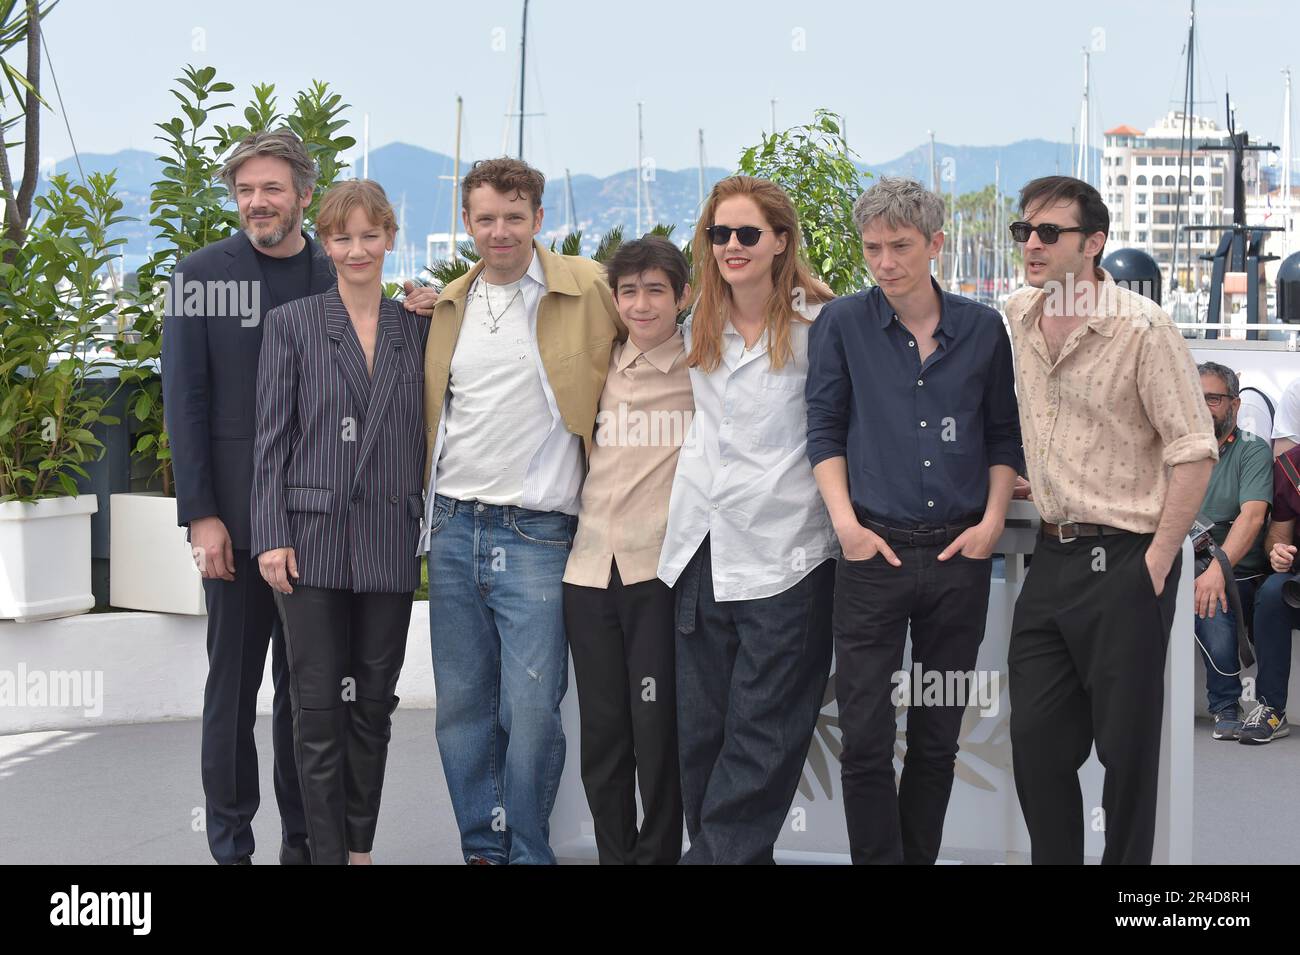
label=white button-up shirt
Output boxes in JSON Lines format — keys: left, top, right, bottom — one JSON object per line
{"left": 657, "top": 308, "right": 838, "bottom": 600}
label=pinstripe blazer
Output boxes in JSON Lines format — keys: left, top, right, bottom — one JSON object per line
{"left": 251, "top": 286, "right": 429, "bottom": 592}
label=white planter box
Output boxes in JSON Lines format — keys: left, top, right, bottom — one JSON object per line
{"left": 0, "top": 495, "right": 99, "bottom": 622}
{"left": 109, "top": 493, "right": 206, "bottom": 615}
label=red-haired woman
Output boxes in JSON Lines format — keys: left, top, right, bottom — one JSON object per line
{"left": 657, "top": 175, "right": 839, "bottom": 864}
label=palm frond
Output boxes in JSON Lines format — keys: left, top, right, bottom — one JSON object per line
{"left": 429, "top": 257, "right": 472, "bottom": 285}
{"left": 560, "top": 230, "right": 583, "bottom": 256}
{"left": 593, "top": 225, "right": 624, "bottom": 264}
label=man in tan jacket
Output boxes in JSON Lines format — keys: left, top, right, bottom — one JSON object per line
{"left": 418, "top": 158, "right": 624, "bottom": 864}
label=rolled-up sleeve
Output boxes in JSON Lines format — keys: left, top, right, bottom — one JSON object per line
{"left": 250, "top": 306, "right": 297, "bottom": 557}
{"left": 805, "top": 305, "right": 851, "bottom": 469}
{"left": 982, "top": 319, "right": 1024, "bottom": 473}
{"left": 1137, "top": 324, "right": 1219, "bottom": 467}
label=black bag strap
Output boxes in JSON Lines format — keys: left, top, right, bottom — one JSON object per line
{"left": 1209, "top": 546, "right": 1254, "bottom": 669}
{"left": 1240, "top": 385, "right": 1276, "bottom": 420}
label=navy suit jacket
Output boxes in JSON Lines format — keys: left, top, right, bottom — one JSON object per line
{"left": 250, "top": 287, "right": 429, "bottom": 593}
{"left": 161, "top": 231, "right": 335, "bottom": 550}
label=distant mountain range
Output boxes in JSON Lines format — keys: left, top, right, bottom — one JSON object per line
{"left": 42, "top": 138, "right": 1101, "bottom": 268}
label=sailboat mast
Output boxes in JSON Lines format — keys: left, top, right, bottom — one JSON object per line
{"left": 398, "top": 194, "right": 408, "bottom": 275}
{"left": 636, "top": 101, "right": 643, "bottom": 237}
{"left": 517, "top": 0, "right": 529, "bottom": 158}
{"left": 698, "top": 128, "right": 705, "bottom": 212}
{"left": 1075, "top": 50, "right": 1091, "bottom": 184}
{"left": 450, "top": 94, "right": 462, "bottom": 261}
{"left": 1172, "top": 0, "right": 1195, "bottom": 290}
{"left": 994, "top": 160, "right": 1002, "bottom": 296}
{"left": 928, "top": 130, "right": 936, "bottom": 191}
{"left": 564, "top": 168, "right": 574, "bottom": 235}
{"left": 1283, "top": 67, "right": 1293, "bottom": 259}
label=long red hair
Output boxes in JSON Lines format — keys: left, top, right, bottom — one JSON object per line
{"left": 688, "top": 175, "right": 833, "bottom": 372}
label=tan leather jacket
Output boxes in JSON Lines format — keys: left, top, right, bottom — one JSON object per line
{"left": 422, "top": 241, "right": 626, "bottom": 485}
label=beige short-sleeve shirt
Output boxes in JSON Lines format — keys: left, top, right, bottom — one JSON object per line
{"left": 1004, "top": 269, "right": 1217, "bottom": 533}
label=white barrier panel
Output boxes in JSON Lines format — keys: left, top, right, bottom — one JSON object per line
{"left": 549, "top": 501, "right": 1195, "bottom": 864}
{"left": 0, "top": 513, "right": 1196, "bottom": 864}
{"left": 0, "top": 602, "right": 436, "bottom": 734}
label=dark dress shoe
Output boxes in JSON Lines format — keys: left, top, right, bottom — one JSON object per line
{"left": 280, "top": 841, "right": 312, "bottom": 865}
{"left": 222, "top": 855, "right": 252, "bottom": 865}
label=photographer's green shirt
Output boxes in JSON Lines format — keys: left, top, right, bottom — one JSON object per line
{"left": 1202, "top": 426, "right": 1273, "bottom": 576}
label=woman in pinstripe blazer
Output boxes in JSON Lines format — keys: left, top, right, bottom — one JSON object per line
{"left": 251, "top": 180, "right": 428, "bottom": 865}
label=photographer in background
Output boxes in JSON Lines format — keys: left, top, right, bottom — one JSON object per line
{"left": 1192, "top": 363, "right": 1271, "bottom": 741}
{"left": 1246, "top": 443, "right": 1300, "bottom": 744}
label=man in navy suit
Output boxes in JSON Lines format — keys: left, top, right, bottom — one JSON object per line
{"left": 162, "top": 130, "right": 333, "bottom": 864}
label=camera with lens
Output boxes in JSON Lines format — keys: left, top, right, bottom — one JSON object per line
{"left": 1188, "top": 513, "right": 1217, "bottom": 576}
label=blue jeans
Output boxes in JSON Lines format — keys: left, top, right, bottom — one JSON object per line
{"left": 426, "top": 494, "right": 576, "bottom": 865}
{"left": 1250, "top": 574, "right": 1297, "bottom": 713}
{"left": 1194, "top": 575, "right": 1257, "bottom": 714}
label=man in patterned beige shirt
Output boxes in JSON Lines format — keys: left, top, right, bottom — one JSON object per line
{"left": 1003, "top": 175, "right": 1216, "bottom": 865}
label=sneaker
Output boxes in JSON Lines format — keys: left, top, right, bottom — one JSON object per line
{"left": 1238, "top": 704, "right": 1290, "bottom": 745}
{"left": 1211, "top": 706, "right": 1243, "bottom": 740}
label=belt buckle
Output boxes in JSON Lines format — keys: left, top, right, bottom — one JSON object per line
{"left": 1057, "top": 521, "right": 1079, "bottom": 543}
{"left": 911, "top": 528, "right": 935, "bottom": 546}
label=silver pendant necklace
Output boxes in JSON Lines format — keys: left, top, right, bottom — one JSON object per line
{"left": 482, "top": 283, "right": 522, "bottom": 335}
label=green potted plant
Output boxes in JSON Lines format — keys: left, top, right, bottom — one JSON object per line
{"left": 0, "top": 172, "right": 127, "bottom": 620}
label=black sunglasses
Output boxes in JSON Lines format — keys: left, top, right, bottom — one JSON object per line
{"left": 706, "top": 225, "right": 766, "bottom": 246}
{"left": 1009, "top": 220, "right": 1087, "bottom": 244}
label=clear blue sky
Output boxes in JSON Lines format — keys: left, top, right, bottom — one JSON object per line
{"left": 12, "top": 0, "right": 1297, "bottom": 178}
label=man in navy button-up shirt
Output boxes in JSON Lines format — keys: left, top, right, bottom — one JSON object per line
{"left": 806, "top": 176, "right": 1023, "bottom": 865}
{"left": 806, "top": 268, "right": 1023, "bottom": 530}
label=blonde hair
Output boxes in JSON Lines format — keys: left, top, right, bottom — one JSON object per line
{"left": 315, "top": 179, "right": 399, "bottom": 240}
{"left": 688, "top": 176, "right": 832, "bottom": 372}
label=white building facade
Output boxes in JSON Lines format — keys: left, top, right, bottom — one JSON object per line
{"left": 1103, "top": 111, "right": 1231, "bottom": 290}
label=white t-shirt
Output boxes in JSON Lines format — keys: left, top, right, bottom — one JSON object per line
{"left": 1237, "top": 386, "right": 1275, "bottom": 446}
{"left": 1270, "top": 377, "right": 1300, "bottom": 442}
{"left": 436, "top": 277, "right": 556, "bottom": 505}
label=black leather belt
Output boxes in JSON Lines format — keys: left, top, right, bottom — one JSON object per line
{"left": 1039, "top": 521, "right": 1129, "bottom": 543}
{"left": 859, "top": 514, "right": 981, "bottom": 547}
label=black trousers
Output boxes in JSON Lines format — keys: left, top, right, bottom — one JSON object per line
{"left": 200, "top": 549, "right": 306, "bottom": 864}
{"left": 833, "top": 547, "right": 992, "bottom": 864}
{"left": 1009, "top": 531, "right": 1180, "bottom": 865}
{"left": 273, "top": 585, "right": 413, "bottom": 865}
{"left": 563, "top": 561, "right": 682, "bottom": 864}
